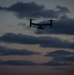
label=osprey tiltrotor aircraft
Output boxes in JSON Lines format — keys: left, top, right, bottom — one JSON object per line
{"left": 29, "top": 19, "right": 53, "bottom": 30}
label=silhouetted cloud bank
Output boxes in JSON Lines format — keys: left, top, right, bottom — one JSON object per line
{"left": 35, "top": 15, "right": 74, "bottom": 35}
{"left": 0, "top": 60, "right": 71, "bottom": 66}
{"left": 0, "top": 33, "right": 74, "bottom": 49}
{"left": 0, "top": 46, "right": 40, "bottom": 56}
{"left": 0, "top": 2, "right": 70, "bottom": 18}
{"left": 45, "top": 50, "right": 74, "bottom": 57}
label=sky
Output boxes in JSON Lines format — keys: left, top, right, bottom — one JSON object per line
{"left": 0, "top": 0, "right": 74, "bottom": 75}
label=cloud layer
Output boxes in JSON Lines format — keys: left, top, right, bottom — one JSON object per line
{"left": 45, "top": 50, "right": 74, "bottom": 57}
{"left": 0, "top": 49, "right": 73, "bottom": 66}
{"left": 0, "top": 33, "right": 74, "bottom": 49}
{"left": 0, "top": 2, "right": 70, "bottom": 18}
{"left": 0, "top": 59, "right": 71, "bottom": 66}
{"left": 44, "top": 50, "right": 74, "bottom": 66}
{"left": 0, "top": 60, "right": 39, "bottom": 66}
{"left": 53, "top": 56, "right": 74, "bottom": 62}
{"left": 41, "top": 61, "right": 71, "bottom": 66}
{"left": 0, "top": 46, "right": 39, "bottom": 56}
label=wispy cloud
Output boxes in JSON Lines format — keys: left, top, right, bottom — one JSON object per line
{"left": 45, "top": 50, "right": 74, "bottom": 57}
{"left": 44, "top": 50, "right": 74, "bottom": 65}
{"left": 0, "top": 60, "right": 71, "bottom": 66}
{"left": 53, "top": 56, "right": 74, "bottom": 62}
{"left": 0, "top": 46, "right": 40, "bottom": 56}
{"left": 0, "top": 33, "right": 74, "bottom": 49}
{"left": 0, "top": 49, "right": 73, "bottom": 66}
{"left": 0, "top": 60, "right": 39, "bottom": 66}
{"left": 41, "top": 61, "right": 71, "bottom": 66}
{"left": 18, "top": 23, "right": 26, "bottom": 26}
{"left": 56, "top": 5, "right": 70, "bottom": 14}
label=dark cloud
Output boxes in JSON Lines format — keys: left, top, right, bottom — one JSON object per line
{"left": 0, "top": 48, "right": 73, "bottom": 66}
{"left": 45, "top": 50, "right": 74, "bottom": 63}
{"left": 43, "top": 52, "right": 74, "bottom": 66}
{"left": 0, "top": 2, "right": 70, "bottom": 18}
{"left": 41, "top": 61, "right": 71, "bottom": 66}
{"left": 0, "top": 33, "right": 74, "bottom": 49}
{"left": 0, "top": 46, "right": 40, "bottom": 56}
{"left": 0, "top": 60, "right": 71, "bottom": 66}
{"left": 0, "top": 60, "right": 39, "bottom": 66}
{"left": 35, "top": 15, "right": 74, "bottom": 35}
{"left": 56, "top": 5, "right": 70, "bottom": 14}
{"left": 45, "top": 50, "right": 74, "bottom": 57}
{"left": 0, "top": 6, "right": 2, "bottom": 10}
{"left": 53, "top": 56, "right": 74, "bottom": 62}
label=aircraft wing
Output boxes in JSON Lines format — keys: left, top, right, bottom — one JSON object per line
{"left": 32, "top": 23, "right": 50, "bottom": 26}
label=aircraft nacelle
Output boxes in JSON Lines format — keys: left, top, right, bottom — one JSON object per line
{"left": 30, "top": 19, "right": 33, "bottom": 27}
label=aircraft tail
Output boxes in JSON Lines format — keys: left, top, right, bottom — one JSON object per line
{"left": 49, "top": 20, "right": 53, "bottom": 28}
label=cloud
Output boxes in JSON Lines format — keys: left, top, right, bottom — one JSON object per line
{"left": 35, "top": 15, "right": 74, "bottom": 35}
{"left": 53, "top": 56, "right": 74, "bottom": 62}
{"left": 0, "top": 48, "right": 73, "bottom": 66}
{"left": 45, "top": 50, "right": 74, "bottom": 62}
{"left": 0, "top": 60, "right": 39, "bottom": 66}
{"left": 45, "top": 50, "right": 74, "bottom": 57}
{"left": 56, "top": 5, "right": 70, "bottom": 14}
{"left": 0, "top": 33, "right": 74, "bottom": 49}
{"left": 42, "top": 54, "right": 74, "bottom": 66}
{"left": 41, "top": 61, "right": 71, "bottom": 66}
{"left": 0, "top": 46, "right": 40, "bottom": 56}
{"left": 0, "top": 2, "right": 70, "bottom": 18}
{"left": 0, "top": 60, "right": 71, "bottom": 66}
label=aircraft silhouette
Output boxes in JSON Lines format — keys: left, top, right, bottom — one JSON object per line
{"left": 29, "top": 19, "right": 53, "bottom": 30}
